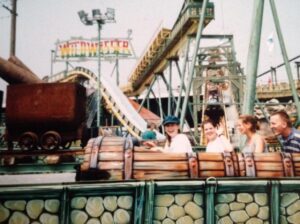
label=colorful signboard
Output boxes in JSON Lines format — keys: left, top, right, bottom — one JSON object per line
{"left": 54, "top": 38, "right": 135, "bottom": 61}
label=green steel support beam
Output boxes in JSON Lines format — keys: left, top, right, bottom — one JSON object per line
{"left": 180, "top": 0, "right": 208, "bottom": 129}
{"left": 173, "top": 60, "right": 195, "bottom": 133}
{"left": 270, "top": 180, "right": 280, "bottom": 224}
{"left": 61, "top": 187, "right": 68, "bottom": 224}
{"left": 160, "top": 74, "right": 179, "bottom": 113}
{"left": 242, "top": 0, "right": 264, "bottom": 114}
{"left": 144, "top": 181, "right": 155, "bottom": 224}
{"left": 168, "top": 59, "right": 173, "bottom": 115}
{"left": 137, "top": 76, "right": 157, "bottom": 113}
{"left": 269, "top": 0, "right": 300, "bottom": 124}
{"left": 175, "top": 36, "right": 192, "bottom": 117}
{"left": 134, "top": 182, "right": 145, "bottom": 224}
{"left": 174, "top": 59, "right": 195, "bottom": 125}
{"left": 205, "top": 178, "right": 217, "bottom": 224}
{"left": 157, "top": 76, "right": 165, "bottom": 135}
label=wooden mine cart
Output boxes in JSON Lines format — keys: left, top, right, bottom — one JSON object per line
{"left": 5, "top": 82, "right": 86, "bottom": 150}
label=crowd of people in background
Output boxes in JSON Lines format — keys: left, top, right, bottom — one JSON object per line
{"left": 140, "top": 110, "right": 300, "bottom": 153}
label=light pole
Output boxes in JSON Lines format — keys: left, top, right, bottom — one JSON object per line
{"left": 78, "top": 8, "right": 115, "bottom": 128}
{"left": 50, "top": 50, "right": 55, "bottom": 76}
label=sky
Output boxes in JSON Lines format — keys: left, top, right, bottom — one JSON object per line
{"left": 1, "top": 0, "right": 300, "bottom": 100}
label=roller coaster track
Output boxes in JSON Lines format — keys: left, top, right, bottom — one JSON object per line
{"left": 122, "top": 1, "right": 214, "bottom": 96}
{"left": 60, "top": 67, "right": 151, "bottom": 138}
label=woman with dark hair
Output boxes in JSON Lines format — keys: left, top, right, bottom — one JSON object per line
{"left": 237, "top": 115, "right": 266, "bottom": 153}
{"left": 162, "top": 115, "right": 193, "bottom": 153}
{"left": 203, "top": 120, "right": 233, "bottom": 153}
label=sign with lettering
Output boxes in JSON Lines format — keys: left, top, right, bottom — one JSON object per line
{"left": 54, "top": 38, "right": 135, "bottom": 61}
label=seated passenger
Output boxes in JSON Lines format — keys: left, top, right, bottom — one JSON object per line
{"left": 141, "top": 122, "right": 158, "bottom": 148}
{"left": 203, "top": 120, "right": 233, "bottom": 153}
{"left": 163, "top": 116, "right": 193, "bottom": 153}
{"left": 141, "top": 122, "right": 157, "bottom": 140}
{"left": 237, "top": 115, "right": 267, "bottom": 153}
{"left": 270, "top": 110, "right": 300, "bottom": 153}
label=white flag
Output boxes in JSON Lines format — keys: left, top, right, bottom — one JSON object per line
{"left": 267, "top": 32, "right": 274, "bottom": 52}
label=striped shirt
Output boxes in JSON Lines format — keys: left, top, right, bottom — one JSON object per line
{"left": 279, "top": 128, "right": 300, "bottom": 153}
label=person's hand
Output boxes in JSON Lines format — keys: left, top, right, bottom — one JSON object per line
{"left": 142, "top": 141, "right": 157, "bottom": 148}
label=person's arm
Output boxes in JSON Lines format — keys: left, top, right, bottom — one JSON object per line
{"left": 254, "top": 134, "right": 265, "bottom": 153}
{"left": 220, "top": 135, "right": 233, "bottom": 152}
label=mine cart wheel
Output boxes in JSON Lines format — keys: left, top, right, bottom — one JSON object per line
{"left": 41, "top": 131, "right": 61, "bottom": 150}
{"left": 18, "top": 132, "right": 38, "bottom": 150}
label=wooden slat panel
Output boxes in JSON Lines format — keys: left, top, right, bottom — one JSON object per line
{"left": 133, "top": 170, "right": 188, "bottom": 180}
{"left": 134, "top": 161, "right": 188, "bottom": 171}
{"left": 294, "top": 172, "right": 300, "bottom": 176}
{"left": 256, "top": 171, "right": 284, "bottom": 177}
{"left": 255, "top": 162, "right": 283, "bottom": 171}
{"left": 292, "top": 154, "right": 300, "bottom": 162}
{"left": 101, "top": 137, "right": 125, "bottom": 144}
{"left": 98, "top": 152, "right": 123, "bottom": 161}
{"left": 253, "top": 153, "right": 282, "bottom": 161}
{"left": 134, "top": 152, "right": 187, "bottom": 161}
{"left": 100, "top": 145, "right": 124, "bottom": 152}
{"left": 101, "top": 141, "right": 125, "bottom": 146}
{"left": 292, "top": 163, "right": 300, "bottom": 168}
{"left": 198, "top": 152, "right": 224, "bottom": 161}
{"left": 84, "top": 147, "right": 92, "bottom": 154}
{"left": 83, "top": 154, "right": 91, "bottom": 162}
{"left": 199, "top": 161, "right": 224, "bottom": 170}
{"left": 98, "top": 161, "right": 123, "bottom": 170}
{"left": 199, "top": 171, "right": 225, "bottom": 177}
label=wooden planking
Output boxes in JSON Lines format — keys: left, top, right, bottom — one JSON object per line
{"left": 101, "top": 137, "right": 125, "bottom": 144}
{"left": 198, "top": 152, "right": 224, "bottom": 161}
{"left": 134, "top": 161, "right": 188, "bottom": 171}
{"left": 84, "top": 147, "right": 92, "bottom": 154}
{"left": 253, "top": 153, "right": 282, "bottom": 161}
{"left": 98, "top": 152, "right": 124, "bottom": 161}
{"left": 255, "top": 162, "right": 284, "bottom": 171}
{"left": 98, "top": 161, "right": 123, "bottom": 170}
{"left": 256, "top": 171, "right": 284, "bottom": 177}
{"left": 83, "top": 154, "right": 91, "bottom": 162}
{"left": 199, "top": 161, "right": 225, "bottom": 170}
{"left": 293, "top": 163, "right": 300, "bottom": 168}
{"left": 292, "top": 154, "right": 300, "bottom": 162}
{"left": 134, "top": 152, "right": 187, "bottom": 161}
{"left": 100, "top": 145, "right": 124, "bottom": 152}
{"left": 79, "top": 138, "right": 300, "bottom": 180}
